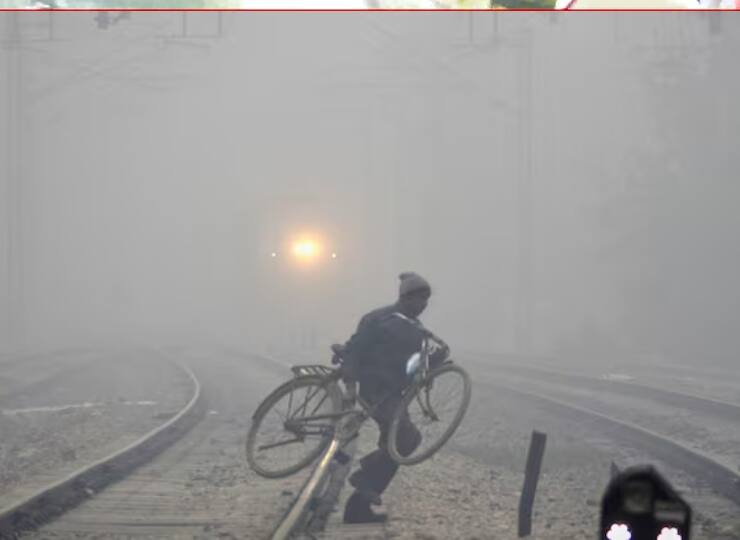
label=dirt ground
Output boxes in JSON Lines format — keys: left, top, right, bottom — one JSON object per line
{"left": 340, "top": 371, "right": 740, "bottom": 540}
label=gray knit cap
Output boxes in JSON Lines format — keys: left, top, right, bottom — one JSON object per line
{"left": 399, "top": 272, "right": 431, "bottom": 297}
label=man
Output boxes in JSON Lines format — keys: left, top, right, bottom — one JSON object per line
{"left": 339, "top": 272, "right": 448, "bottom": 524}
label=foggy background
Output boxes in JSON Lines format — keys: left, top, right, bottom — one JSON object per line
{"left": 1, "top": 12, "right": 738, "bottom": 366}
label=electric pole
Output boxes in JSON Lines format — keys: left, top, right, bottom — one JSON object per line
{"left": 515, "top": 28, "right": 534, "bottom": 355}
{"left": 3, "top": 13, "right": 24, "bottom": 354}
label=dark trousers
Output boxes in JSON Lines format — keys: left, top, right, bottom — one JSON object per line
{"left": 351, "top": 382, "right": 422, "bottom": 496}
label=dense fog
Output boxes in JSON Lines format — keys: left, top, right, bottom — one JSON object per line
{"left": 1, "top": 12, "right": 738, "bottom": 367}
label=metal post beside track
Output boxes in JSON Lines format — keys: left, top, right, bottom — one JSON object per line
{"left": 518, "top": 430, "right": 547, "bottom": 538}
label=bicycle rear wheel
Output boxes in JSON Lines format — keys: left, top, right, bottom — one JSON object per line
{"left": 387, "top": 363, "right": 471, "bottom": 465}
{"left": 246, "top": 375, "right": 342, "bottom": 478}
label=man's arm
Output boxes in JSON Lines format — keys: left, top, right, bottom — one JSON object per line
{"left": 385, "top": 314, "right": 450, "bottom": 368}
{"left": 379, "top": 315, "right": 425, "bottom": 368}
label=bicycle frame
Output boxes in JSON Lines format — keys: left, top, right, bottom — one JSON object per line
{"left": 282, "top": 336, "right": 443, "bottom": 443}
{"left": 280, "top": 382, "right": 374, "bottom": 440}
{"left": 247, "top": 326, "right": 465, "bottom": 478}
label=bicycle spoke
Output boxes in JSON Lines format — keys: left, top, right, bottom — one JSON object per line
{"left": 402, "top": 368, "right": 469, "bottom": 458}
{"left": 247, "top": 376, "right": 342, "bottom": 478}
{"left": 271, "top": 406, "right": 286, "bottom": 424}
{"left": 258, "top": 437, "right": 303, "bottom": 451}
{"left": 292, "top": 385, "right": 322, "bottom": 419}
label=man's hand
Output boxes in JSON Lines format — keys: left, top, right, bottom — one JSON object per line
{"left": 430, "top": 344, "right": 450, "bottom": 368}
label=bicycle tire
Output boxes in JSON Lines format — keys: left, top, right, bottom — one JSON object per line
{"left": 387, "top": 363, "right": 472, "bottom": 466}
{"left": 246, "top": 375, "right": 342, "bottom": 479}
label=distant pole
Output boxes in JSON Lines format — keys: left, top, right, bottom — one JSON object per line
{"left": 518, "top": 430, "right": 547, "bottom": 537}
{"left": 515, "top": 29, "right": 534, "bottom": 355}
{"left": 4, "top": 13, "right": 24, "bottom": 353}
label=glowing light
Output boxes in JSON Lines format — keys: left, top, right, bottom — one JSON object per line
{"left": 271, "top": 252, "right": 277, "bottom": 258}
{"left": 293, "top": 240, "right": 318, "bottom": 258}
{"left": 606, "top": 523, "right": 632, "bottom": 540}
{"left": 283, "top": 233, "right": 332, "bottom": 266}
{"left": 657, "top": 527, "right": 682, "bottom": 540}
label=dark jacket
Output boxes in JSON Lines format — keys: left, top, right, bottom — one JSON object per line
{"left": 342, "top": 303, "right": 426, "bottom": 396}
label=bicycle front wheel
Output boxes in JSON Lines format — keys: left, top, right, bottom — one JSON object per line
{"left": 387, "top": 363, "right": 472, "bottom": 466}
{"left": 246, "top": 376, "right": 342, "bottom": 478}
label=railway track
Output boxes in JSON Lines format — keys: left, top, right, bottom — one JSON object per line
{"left": 0, "top": 358, "right": 203, "bottom": 540}
{"left": 15, "top": 350, "right": 338, "bottom": 540}
{"left": 8, "top": 346, "right": 736, "bottom": 539}
{"left": 0, "top": 348, "right": 358, "bottom": 540}
{"left": 458, "top": 357, "right": 740, "bottom": 507}
{"left": 464, "top": 355, "right": 740, "bottom": 422}
{"left": 462, "top": 350, "right": 740, "bottom": 401}
{"left": 461, "top": 354, "right": 740, "bottom": 472}
{"left": 483, "top": 379, "right": 740, "bottom": 502}
{"left": 279, "top": 348, "right": 740, "bottom": 538}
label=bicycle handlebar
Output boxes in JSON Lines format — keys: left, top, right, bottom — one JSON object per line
{"left": 424, "top": 330, "right": 448, "bottom": 349}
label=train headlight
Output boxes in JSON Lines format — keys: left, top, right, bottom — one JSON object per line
{"left": 292, "top": 240, "right": 318, "bottom": 259}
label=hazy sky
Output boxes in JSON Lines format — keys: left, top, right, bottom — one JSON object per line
{"left": 1, "top": 12, "right": 738, "bottom": 364}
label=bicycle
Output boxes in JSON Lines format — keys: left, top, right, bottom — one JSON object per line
{"left": 246, "top": 331, "right": 472, "bottom": 478}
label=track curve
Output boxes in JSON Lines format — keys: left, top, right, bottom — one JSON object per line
{"left": 0, "top": 361, "right": 203, "bottom": 539}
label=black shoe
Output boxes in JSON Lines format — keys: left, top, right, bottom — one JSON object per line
{"left": 344, "top": 510, "right": 388, "bottom": 524}
{"left": 343, "top": 492, "right": 388, "bottom": 524}
{"left": 348, "top": 471, "right": 382, "bottom": 505}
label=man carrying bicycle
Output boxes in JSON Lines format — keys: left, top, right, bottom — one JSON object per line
{"left": 339, "top": 272, "right": 449, "bottom": 524}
